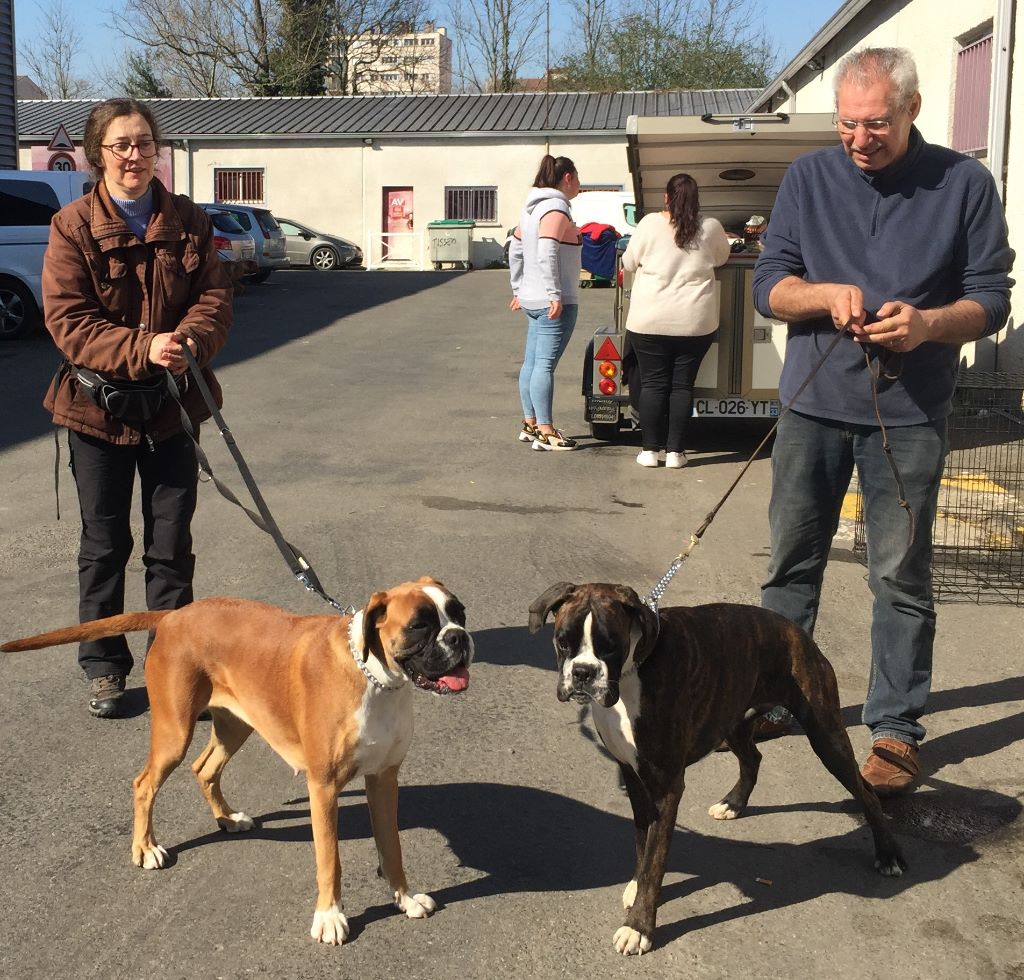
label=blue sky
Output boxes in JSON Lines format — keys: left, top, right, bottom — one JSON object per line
{"left": 13, "top": 0, "right": 838, "bottom": 88}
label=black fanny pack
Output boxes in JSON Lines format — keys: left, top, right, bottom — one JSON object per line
{"left": 70, "top": 364, "right": 170, "bottom": 423}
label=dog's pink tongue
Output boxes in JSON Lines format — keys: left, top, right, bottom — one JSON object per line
{"left": 439, "top": 665, "right": 470, "bottom": 692}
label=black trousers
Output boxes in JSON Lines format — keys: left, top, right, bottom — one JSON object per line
{"left": 68, "top": 430, "right": 198, "bottom": 679}
{"left": 627, "top": 330, "right": 714, "bottom": 453}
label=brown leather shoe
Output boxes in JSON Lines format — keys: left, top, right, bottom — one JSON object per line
{"left": 861, "top": 738, "right": 920, "bottom": 796}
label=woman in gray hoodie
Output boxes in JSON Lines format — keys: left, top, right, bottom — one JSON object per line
{"left": 508, "top": 155, "right": 582, "bottom": 450}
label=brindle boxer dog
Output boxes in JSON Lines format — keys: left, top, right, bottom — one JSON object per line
{"left": 2, "top": 577, "right": 473, "bottom": 946}
{"left": 528, "top": 582, "right": 906, "bottom": 956}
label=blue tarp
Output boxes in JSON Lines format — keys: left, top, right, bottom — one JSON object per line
{"left": 580, "top": 223, "right": 620, "bottom": 280}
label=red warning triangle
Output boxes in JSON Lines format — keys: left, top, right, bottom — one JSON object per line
{"left": 595, "top": 337, "right": 621, "bottom": 360}
{"left": 47, "top": 123, "right": 75, "bottom": 152}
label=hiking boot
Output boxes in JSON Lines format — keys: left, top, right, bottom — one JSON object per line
{"left": 715, "top": 705, "right": 793, "bottom": 750}
{"left": 88, "top": 674, "right": 126, "bottom": 719}
{"left": 861, "top": 737, "right": 920, "bottom": 797}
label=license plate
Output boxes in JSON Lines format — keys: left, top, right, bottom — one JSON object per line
{"left": 692, "top": 398, "right": 780, "bottom": 418}
{"left": 587, "top": 397, "right": 620, "bottom": 422}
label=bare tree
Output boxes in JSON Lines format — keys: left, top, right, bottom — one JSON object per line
{"left": 326, "top": 0, "right": 430, "bottom": 96}
{"left": 565, "top": 0, "right": 609, "bottom": 83}
{"left": 20, "top": 0, "right": 101, "bottom": 98}
{"left": 447, "top": 0, "right": 544, "bottom": 93}
{"left": 555, "top": 0, "right": 776, "bottom": 92}
{"left": 114, "top": 0, "right": 280, "bottom": 96}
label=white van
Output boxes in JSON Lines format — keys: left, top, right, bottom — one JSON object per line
{"left": 0, "top": 170, "right": 93, "bottom": 340}
{"left": 569, "top": 190, "right": 636, "bottom": 236}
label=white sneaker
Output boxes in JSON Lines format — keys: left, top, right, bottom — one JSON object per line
{"left": 665, "top": 452, "right": 688, "bottom": 469}
{"left": 636, "top": 450, "right": 659, "bottom": 467}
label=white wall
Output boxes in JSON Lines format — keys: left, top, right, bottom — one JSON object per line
{"left": 766, "top": 0, "right": 1017, "bottom": 371}
{"left": 176, "top": 134, "right": 632, "bottom": 268}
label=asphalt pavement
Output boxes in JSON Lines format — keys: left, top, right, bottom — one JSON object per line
{"left": 1, "top": 269, "right": 1022, "bottom": 979}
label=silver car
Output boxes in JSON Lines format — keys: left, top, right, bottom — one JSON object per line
{"left": 276, "top": 217, "right": 363, "bottom": 271}
{"left": 199, "top": 203, "right": 289, "bottom": 284}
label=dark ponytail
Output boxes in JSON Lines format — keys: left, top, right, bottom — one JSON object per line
{"left": 665, "top": 173, "right": 701, "bottom": 249}
{"left": 533, "top": 154, "right": 577, "bottom": 189}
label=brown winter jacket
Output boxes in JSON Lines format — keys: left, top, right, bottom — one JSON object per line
{"left": 42, "top": 178, "right": 232, "bottom": 445}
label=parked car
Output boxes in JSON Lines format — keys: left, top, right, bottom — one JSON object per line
{"left": 276, "top": 217, "right": 362, "bottom": 271}
{"left": 206, "top": 207, "right": 257, "bottom": 284}
{"left": 0, "top": 170, "right": 93, "bottom": 340}
{"left": 198, "top": 203, "right": 289, "bottom": 283}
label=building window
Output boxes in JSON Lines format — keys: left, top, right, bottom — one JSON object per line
{"left": 214, "top": 168, "right": 264, "bottom": 204}
{"left": 952, "top": 33, "right": 993, "bottom": 154}
{"left": 445, "top": 186, "right": 497, "bottom": 223}
{"left": 580, "top": 183, "right": 625, "bottom": 192}
{"left": 421, "top": 37, "right": 435, "bottom": 45}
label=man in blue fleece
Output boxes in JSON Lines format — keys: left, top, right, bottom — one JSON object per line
{"left": 752, "top": 47, "right": 1014, "bottom": 795}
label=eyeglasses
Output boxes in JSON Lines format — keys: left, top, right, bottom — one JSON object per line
{"left": 833, "top": 115, "right": 893, "bottom": 136}
{"left": 101, "top": 139, "right": 158, "bottom": 160}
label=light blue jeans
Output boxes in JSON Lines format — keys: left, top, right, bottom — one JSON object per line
{"left": 761, "top": 410, "right": 948, "bottom": 746}
{"left": 518, "top": 304, "right": 579, "bottom": 426}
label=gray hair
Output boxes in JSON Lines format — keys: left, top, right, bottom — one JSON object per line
{"left": 832, "top": 47, "right": 919, "bottom": 110}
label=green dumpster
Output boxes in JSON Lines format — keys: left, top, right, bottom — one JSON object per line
{"left": 428, "top": 219, "right": 475, "bottom": 270}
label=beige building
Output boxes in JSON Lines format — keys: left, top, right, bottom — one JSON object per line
{"left": 328, "top": 24, "right": 452, "bottom": 96}
{"left": 748, "top": 0, "right": 1021, "bottom": 370}
{"left": 17, "top": 89, "right": 756, "bottom": 270}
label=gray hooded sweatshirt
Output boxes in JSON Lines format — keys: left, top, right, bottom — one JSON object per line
{"left": 509, "top": 187, "right": 581, "bottom": 308}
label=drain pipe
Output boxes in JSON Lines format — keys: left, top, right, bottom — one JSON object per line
{"left": 779, "top": 79, "right": 796, "bottom": 112}
{"left": 989, "top": 0, "right": 1015, "bottom": 370}
{"left": 989, "top": 0, "right": 1014, "bottom": 203}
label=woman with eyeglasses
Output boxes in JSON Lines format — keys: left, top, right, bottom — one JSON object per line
{"left": 41, "top": 98, "right": 232, "bottom": 719}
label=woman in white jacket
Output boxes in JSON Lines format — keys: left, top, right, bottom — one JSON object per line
{"left": 508, "top": 155, "right": 582, "bottom": 451}
{"left": 622, "top": 173, "right": 730, "bottom": 468}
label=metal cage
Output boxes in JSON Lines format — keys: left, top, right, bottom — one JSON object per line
{"left": 853, "top": 372, "right": 1024, "bottom": 604}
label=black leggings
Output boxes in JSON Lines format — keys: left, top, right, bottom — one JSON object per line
{"left": 627, "top": 331, "right": 714, "bottom": 453}
{"left": 68, "top": 430, "right": 198, "bottom": 679}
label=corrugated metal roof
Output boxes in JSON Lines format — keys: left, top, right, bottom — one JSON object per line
{"left": 17, "top": 89, "right": 760, "bottom": 140}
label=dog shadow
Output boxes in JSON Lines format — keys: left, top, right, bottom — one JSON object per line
{"left": 172, "top": 774, "right": 1018, "bottom": 947}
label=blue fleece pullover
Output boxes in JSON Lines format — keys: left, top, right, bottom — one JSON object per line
{"left": 752, "top": 127, "right": 1013, "bottom": 424}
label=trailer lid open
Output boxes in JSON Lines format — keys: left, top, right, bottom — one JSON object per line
{"left": 626, "top": 112, "right": 837, "bottom": 233}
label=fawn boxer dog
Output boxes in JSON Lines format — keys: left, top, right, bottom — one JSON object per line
{"left": 2, "top": 577, "right": 473, "bottom": 946}
{"left": 528, "top": 582, "right": 906, "bottom": 956}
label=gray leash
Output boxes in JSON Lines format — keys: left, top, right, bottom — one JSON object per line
{"left": 644, "top": 325, "right": 850, "bottom": 611}
{"left": 170, "top": 345, "right": 354, "bottom": 615}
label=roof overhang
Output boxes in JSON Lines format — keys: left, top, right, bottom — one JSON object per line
{"left": 745, "top": 0, "right": 875, "bottom": 111}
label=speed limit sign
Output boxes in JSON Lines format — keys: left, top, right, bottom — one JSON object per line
{"left": 48, "top": 152, "right": 76, "bottom": 171}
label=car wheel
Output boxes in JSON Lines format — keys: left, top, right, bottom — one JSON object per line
{"left": 0, "top": 279, "right": 40, "bottom": 341}
{"left": 310, "top": 246, "right": 338, "bottom": 271}
{"left": 589, "top": 421, "right": 621, "bottom": 442}
{"left": 243, "top": 269, "right": 274, "bottom": 284}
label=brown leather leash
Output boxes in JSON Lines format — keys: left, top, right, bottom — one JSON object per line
{"left": 645, "top": 328, "right": 913, "bottom": 610}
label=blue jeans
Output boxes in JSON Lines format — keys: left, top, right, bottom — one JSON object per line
{"left": 761, "top": 410, "right": 948, "bottom": 746}
{"left": 519, "top": 304, "right": 579, "bottom": 426}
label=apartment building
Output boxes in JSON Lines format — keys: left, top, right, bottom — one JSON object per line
{"left": 328, "top": 23, "right": 452, "bottom": 96}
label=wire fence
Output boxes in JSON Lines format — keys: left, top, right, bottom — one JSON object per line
{"left": 853, "top": 372, "right": 1024, "bottom": 604}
